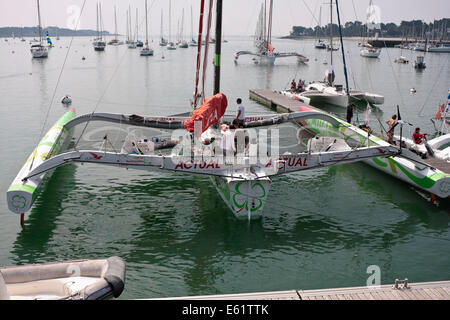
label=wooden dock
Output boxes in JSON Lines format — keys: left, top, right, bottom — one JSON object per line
{"left": 249, "top": 89, "right": 310, "bottom": 113}
{"left": 155, "top": 280, "right": 450, "bottom": 300}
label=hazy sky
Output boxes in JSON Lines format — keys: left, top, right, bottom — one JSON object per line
{"left": 0, "top": 0, "right": 449, "bottom": 37}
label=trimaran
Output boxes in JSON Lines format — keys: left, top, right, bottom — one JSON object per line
{"left": 8, "top": 0, "right": 401, "bottom": 225}
{"left": 234, "top": 0, "right": 309, "bottom": 65}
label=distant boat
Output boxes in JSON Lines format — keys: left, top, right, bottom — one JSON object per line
{"left": 108, "top": 6, "right": 123, "bottom": 45}
{"left": 427, "top": 43, "right": 450, "bottom": 53}
{"left": 188, "top": 6, "right": 197, "bottom": 46}
{"left": 360, "top": 46, "right": 381, "bottom": 58}
{"left": 93, "top": 2, "right": 106, "bottom": 51}
{"left": 166, "top": 0, "right": 176, "bottom": 50}
{"left": 234, "top": 0, "right": 308, "bottom": 65}
{"left": 414, "top": 55, "right": 426, "bottom": 69}
{"left": 315, "top": 6, "right": 327, "bottom": 49}
{"left": 140, "top": 0, "right": 154, "bottom": 56}
{"left": 159, "top": 9, "right": 168, "bottom": 46}
{"left": 135, "top": 8, "right": 143, "bottom": 47}
{"left": 30, "top": 0, "right": 48, "bottom": 58}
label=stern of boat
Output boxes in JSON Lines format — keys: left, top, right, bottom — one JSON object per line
{"left": 211, "top": 176, "right": 271, "bottom": 220}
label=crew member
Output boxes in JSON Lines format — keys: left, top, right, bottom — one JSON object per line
{"left": 235, "top": 98, "right": 245, "bottom": 128}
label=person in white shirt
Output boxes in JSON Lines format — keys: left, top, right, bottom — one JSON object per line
{"left": 235, "top": 98, "right": 245, "bottom": 128}
{"left": 220, "top": 124, "right": 236, "bottom": 158}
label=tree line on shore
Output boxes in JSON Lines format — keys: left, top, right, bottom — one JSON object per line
{"left": 288, "top": 18, "right": 449, "bottom": 40}
{"left": 0, "top": 26, "right": 112, "bottom": 38}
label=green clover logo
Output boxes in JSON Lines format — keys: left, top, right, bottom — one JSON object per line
{"left": 232, "top": 181, "right": 266, "bottom": 212}
{"left": 12, "top": 195, "right": 27, "bottom": 210}
{"left": 439, "top": 181, "right": 450, "bottom": 194}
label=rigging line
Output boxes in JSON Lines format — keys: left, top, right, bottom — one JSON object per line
{"left": 417, "top": 54, "right": 449, "bottom": 117}
{"left": 74, "top": 48, "right": 136, "bottom": 150}
{"left": 301, "top": 0, "right": 321, "bottom": 28}
{"left": 283, "top": 1, "right": 318, "bottom": 91}
{"left": 29, "top": 0, "right": 87, "bottom": 171}
{"left": 381, "top": 37, "right": 406, "bottom": 107}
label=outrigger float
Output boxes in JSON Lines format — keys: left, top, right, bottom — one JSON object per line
{"left": 7, "top": 94, "right": 400, "bottom": 221}
{"left": 297, "top": 105, "right": 450, "bottom": 201}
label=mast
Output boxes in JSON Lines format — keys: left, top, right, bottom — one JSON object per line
{"left": 317, "top": 6, "right": 321, "bottom": 42}
{"left": 99, "top": 3, "right": 103, "bottom": 41}
{"left": 96, "top": 3, "right": 99, "bottom": 40}
{"left": 145, "top": 0, "right": 148, "bottom": 47}
{"left": 267, "top": 0, "right": 273, "bottom": 51}
{"left": 263, "top": 0, "right": 266, "bottom": 47}
{"left": 335, "top": 0, "right": 350, "bottom": 96}
{"left": 135, "top": 8, "right": 138, "bottom": 42}
{"left": 169, "top": 0, "right": 171, "bottom": 43}
{"left": 114, "top": 6, "right": 118, "bottom": 41}
{"left": 190, "top": 6, "right": 194, "bottom": 41}
{"left": 214, "top": 0, "right": 223, "bottom": 94}
{"left": 160, "top": 9, "right": 164, "bottom": 42}
{"left": 330, "top": 0, "right": 333, "bottom": 65}
{"left": 36, "top": 0, "right": 43, "bottom": 44}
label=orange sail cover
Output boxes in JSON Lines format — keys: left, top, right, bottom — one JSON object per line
{"left": 184, "top": 93, "right": 228, "bottom": 135}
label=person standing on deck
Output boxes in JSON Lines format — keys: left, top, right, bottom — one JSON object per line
{"left": 220, "top": 124, "right": 235, "bottom": 158}
{"left": 291, "top": 79, "right": 296, "bottom": 92}
{"left": 235, "top": 98, "right": 245, "bottom": 128}
{"left": 386, "top": 114, "right": 397, "bottom": 144}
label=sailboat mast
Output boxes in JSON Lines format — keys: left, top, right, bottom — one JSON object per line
{"left": 136, "top": 8, "right": 138, "bottom": 42}
{"left": 145, "top": 0, "right": 149, "bottom": 46}
{"left": 317, "top": 6, "right": 321, "bottom": 41}
{"left": 114, "top": 6, "right": 118, "bottom": 41}
{"left": 267, "top": 0, "right": 273, "bottom": 50}
{"left": 214, "top": 0, "right": 223, "bottom": 94}
{"left": 330, "top": 0, "right": 333, "bottom": 65}
{"left": 99, "top": 3, "right": 103, "bottom": 40}
{"left": 161, "top": 9, "right": 164, "bottom": 41}
{"left": 263, "top": 0, "right": 266, "bottom": 47}
{"left": 335, "top": 0, "right": 350, "bottom": 96}
{"left": 169, "top": 0, "right": 171, "bottom": 42}
{"left": 96, "top": 3, "right": 99, "bottom": 39}
{"left": 36, "top": 0, "right": 43, "bottom": 43}
{"left": 191, "top": 6, "right": 193, "bottom": 41}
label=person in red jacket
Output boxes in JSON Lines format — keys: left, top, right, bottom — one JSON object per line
{"left": 412, "top": 127, "right": 428, "bottom": 144}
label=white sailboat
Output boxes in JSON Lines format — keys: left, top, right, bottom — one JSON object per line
{"left": 178, "top": 8, "right": 188, "bottom": 48}
{"left": 159, "top": 9, "right": 168, "bottom": 46}
{"left": 136, "top": 8, "right": 144, "bottom": 47}
{"left": 188, "top": 6, "right": 197, "bottom": 47}
{"left": 108, "top": 6, "right": 123, "bottom": 45}
{"left": 140, "top": 0, "right": 154, "bottom": 56}
{"left": 293, "top": 2, "right": 348, "bottom": 107}
{"left": 30, "top": 0, "right": 48, "bottom": 58}
{"left": 315, "top": 6, "right": 326, "bottom": 49}
{"left": 360, "top": 0, "right": 381, "bottom": 58}
{"left": 93, "top": 2, "right": 106, "bottom": 51}
{"left": 234, "top": 0, "right": 308, "bottom": 65}
{"left": 167, "top": 0, "right": 177, "bottom": 50}
{"left": 127, "top": 6, "right": 137, "bottom": 48}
